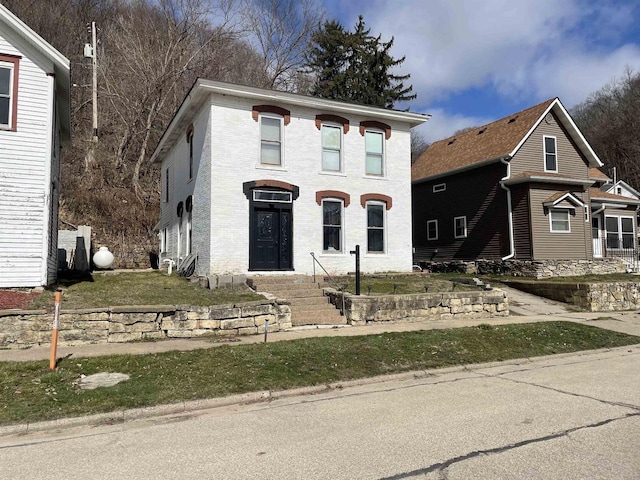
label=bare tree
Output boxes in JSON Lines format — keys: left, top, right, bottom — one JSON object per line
{"left": 240, "top": 0, "right": 324, "bottom": 91}
{"left": 411, "top": 128, "right": 429, "bottom": 164}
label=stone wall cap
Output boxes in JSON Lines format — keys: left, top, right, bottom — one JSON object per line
{"left": 233, "top": 300, "right": 272, "bottom": 308}
{"left": 111, "top": 305, "right": 176, "bottom": 313}
{"left": 0, "top": 309, "right": 47, "bottom": 317}
{"left": 60, "top": 307, "right": 112, "bottom": 314}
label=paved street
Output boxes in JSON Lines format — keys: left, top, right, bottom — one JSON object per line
{"left": 2, "top": 345, "right": 639, "bottom": 479}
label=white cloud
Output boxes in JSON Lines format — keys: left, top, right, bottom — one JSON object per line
{"left": 355, "top": 0, "right": 640, "bottom": 109}
{"left": 416, "top": 109, "right": 493, "bottom": 144}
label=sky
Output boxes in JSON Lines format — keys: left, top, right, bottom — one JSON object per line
{"left": 320, "top": 0, "right": 640, "bottom": 143}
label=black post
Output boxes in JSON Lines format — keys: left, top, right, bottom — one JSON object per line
{"left": 350, "top": 244, "right": 361, "bottom": 295}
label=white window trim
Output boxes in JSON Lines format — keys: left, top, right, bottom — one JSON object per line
{"left": 549, "top": 208, "right": 571, "bottom": 233}
{"left": 454, "top": 216, "right": 467, "bottom": 239}
{"left": 605, "top": 215, "right": 636, "bottom": 249}
{"left": 366, "top": 201, "right": 386, "bottom": 254}
{"left": 186, "top": 211, "right": 192, "bottom": 256}
{"left": 364, "top": 129, "right": 385, "bottom": 177}
{"left": 433, "top": 183, "right": 446, "bottom": 193}
{"left": 258, "top": 113, "right": 284, "bottom": 168}
{"left": 584, "top": 205, "right": 589, "bottom": 222}
{"left": 427, "top": 219, "right": 438, "bottom": 241}
{"left": 161, "top": 228, "right": 167, "bottom": 254}
{"left": 0, "top": 60, "right": 15, "bottom": 130}
{"left": 543, "top": 135, "right": 558, "bottom": 173}
{"left": 321, "top": 198, "right": 344, "bottom": 254}
{"left": 164, "top": 167, "right": 169, "bottom": 203}
{"left": 321, "top": 123, "right": 343, "bottom": 173}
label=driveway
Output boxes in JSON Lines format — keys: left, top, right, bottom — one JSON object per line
{"left": 498, "top": 283, "right": 573, "bottom": 316}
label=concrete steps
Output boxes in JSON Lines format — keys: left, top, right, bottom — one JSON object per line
{"left": 249, "top": 276, "right": 345, "bottom": 327}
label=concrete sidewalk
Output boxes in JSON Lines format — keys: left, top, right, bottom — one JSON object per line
{"left": 2, "top": 310, "right": 640, "bottom": 362}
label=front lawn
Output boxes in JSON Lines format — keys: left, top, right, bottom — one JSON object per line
{"left": 28, "top": 271, "right": 263, "bottom": 310}
{"left": 330, "top": 274, "right": 479, "bottom": 295}
{"left": 1, "top": 321, "right": 637, "bottom": 425}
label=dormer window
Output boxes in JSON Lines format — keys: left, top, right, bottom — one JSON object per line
{"left": 544, "top": 135, "right": 557, "bottom": 172}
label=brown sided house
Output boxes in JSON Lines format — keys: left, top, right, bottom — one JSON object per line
{"left": 412, "top": 98, "right": 640, "bottom": 268}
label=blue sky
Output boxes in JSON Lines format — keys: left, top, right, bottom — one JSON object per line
{"left": 319, "top": 0, "right": 640, "bottom": 142}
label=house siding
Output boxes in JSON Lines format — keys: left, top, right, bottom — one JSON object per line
{"left": 511, "top": 184, "right": 532, "bottom": 260}
{"left": 511, "top": 111, "right": 590, "bottom": 180}
{"left": 412, "top": 162, "right": 509, "bottom": 262}
{"left": 160, "top": 92, "right": 415, "bottom": 276}
{"left": 0, "top": 29, "right": 56, "bottom": 287}
{"left": 529, "top": 186, "right": 592, "bottom": 260}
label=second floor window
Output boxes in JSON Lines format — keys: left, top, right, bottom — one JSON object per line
{"left": 187, "top": 129, "right": 194, "bottom": 180}
{"left": 322, "top": 124, "right": 341, "bottom": 171}
{"left": 260, "top": 116, "right": 282, "bottom": 166}
{"left": 0, "top": 61, "right": 15, "bottom": 129}
{"left": 544, "top": 136, "right": 557, "bottom": 172}
{"left": 365, "top": 130, "right": 384, "bottom": 176}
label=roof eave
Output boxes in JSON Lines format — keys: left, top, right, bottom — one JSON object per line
{"left": 504, "top": 176, "right": 594, "bottom": 187}
{"left": 412, "top": 155, "right": 510, "bottom": 184}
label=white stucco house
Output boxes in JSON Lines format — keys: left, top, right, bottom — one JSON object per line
{"left": 0, "top": 4, "right": 70, "bottom": 287}
{"left": 151, "top": 79, "right": 429, "bottom": 277}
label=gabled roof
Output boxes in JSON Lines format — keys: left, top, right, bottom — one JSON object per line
{"left": 151, "top": 78, "right": 430, "bottom": 164}
{"left": 606, "top": 180, "right": 640, "bottom": 200}
{"left": 542, "top": 191, "right": 585, "bottom": 208}
{"left": 590, "top": 188, "right": 640, "bottom": 205}
{"left": 412, "top": 98, "right": 603, "bottom": 182}
{"left": 0, "top": 4, "right": 70, "bottom": 140}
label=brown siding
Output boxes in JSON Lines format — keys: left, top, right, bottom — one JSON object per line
{"left": 510, "top": 184, "right": 532, "bottom": 259}
{"left": 529, "top": 185, "right": 592, "bottom": 260}
{"left": 412, "top": 163, "right": 509, "bottom": 262}
{"left": 511, "top": 111, "right": 590, "bottom": 180}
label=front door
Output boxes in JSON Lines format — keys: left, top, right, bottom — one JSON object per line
{"left": 250, "top": 204, "right": 293, "bottom": 271}
{"left": 592, "top": 216, "right": 603, "bottom": 258}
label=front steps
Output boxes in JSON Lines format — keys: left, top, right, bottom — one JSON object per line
{"left": 248, "top": 276, "right": 346, "bottom": 327}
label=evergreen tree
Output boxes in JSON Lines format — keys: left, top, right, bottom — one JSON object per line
{"left": 306, "top": 15, "right": 416, "bottom": 109}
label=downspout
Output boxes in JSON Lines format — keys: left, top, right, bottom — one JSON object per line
{"left": 499, "top": 156, "right": 515, "bottom": 260}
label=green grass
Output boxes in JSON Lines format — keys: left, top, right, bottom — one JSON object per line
{"left": 330, "top": 274, "right": 478, "bottom": 295}
{"left": 1, "top": 321, "right": 637, "bottom": 425}
{"left": 29, "top": 271, "right": 263, "bottom": 310}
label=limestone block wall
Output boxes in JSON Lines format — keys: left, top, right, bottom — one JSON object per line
{"left": 324, "top": 289, "right": 508, "bottom": 325}
{"left": 506, "top": 281, "right": 640, "bottom": 312}
{"left": 420, "top": 258, "right": 626, "bottom": 279}
{"left": 0, "top": 301, "right": 291, "bottom": 348}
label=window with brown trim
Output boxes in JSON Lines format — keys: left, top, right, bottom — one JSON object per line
{"left": 0, "top": 54, "right": 20, "bottom": 131}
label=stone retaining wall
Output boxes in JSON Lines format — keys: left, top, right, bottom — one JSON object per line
{"left": 420, "top": 258, "right": 626, "bottom": 279}
{"left": 505, "top": 280, "right": 640, "bottom": 311}
{"left": 0, "top": 301, "right": 291, "bottom": 348}
{"left": 324, "top": 289, "right": 508, "bottom": 325}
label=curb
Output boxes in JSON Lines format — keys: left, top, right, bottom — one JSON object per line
{"left": 2, "top": 344, "right": 639, "bottom": 438}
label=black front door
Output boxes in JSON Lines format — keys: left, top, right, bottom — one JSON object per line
{"left": 250, "top": 205, "right": 292, "bottom": 271}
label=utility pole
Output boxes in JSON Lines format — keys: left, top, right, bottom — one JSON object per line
{"left": 91, "top": 21, "right": 98, "bottom": 142}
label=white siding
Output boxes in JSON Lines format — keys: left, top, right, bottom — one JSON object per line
{"left": 212, "top": 96, "right": 412, "bottom": 275}
{"left": 0, "top": 28, "right": 56, "bottom": 287}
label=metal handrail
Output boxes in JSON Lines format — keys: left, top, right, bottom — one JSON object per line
{"left": 310, "top": 252, "right": 348, "bottom": 314}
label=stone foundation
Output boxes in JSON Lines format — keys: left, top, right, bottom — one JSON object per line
{"left": 506, "top": 280, "right": 640, "bottom": 312}
{"left": 324, "top": 288, "right": 508, "bottom": 325}
{"left": 0, "top": 301, "right": 291, "bottom": 348}
{"left": 420, "top": 258, "right": 626, "bottom": 279}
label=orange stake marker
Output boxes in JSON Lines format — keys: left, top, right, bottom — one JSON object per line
{"left": 49, "top": 290, "right": 62, "bottom": 370}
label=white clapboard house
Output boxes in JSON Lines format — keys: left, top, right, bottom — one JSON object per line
{"left": 152, "top": 79, "right": 429, "bottom": 277}
{"left": 0, "top": 4, "right": 70, "bottom": 287}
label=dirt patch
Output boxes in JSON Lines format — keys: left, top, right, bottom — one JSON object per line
{"left": 0, "top": 291, "right": 40, "bottom": 310}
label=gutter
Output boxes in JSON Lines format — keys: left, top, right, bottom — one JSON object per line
{"left": 499, "top": 156, "right": 515, "bottom": 260}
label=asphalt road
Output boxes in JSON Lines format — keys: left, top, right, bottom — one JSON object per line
{"left": 2, "top": 346, "right": 640, "bottom": 479}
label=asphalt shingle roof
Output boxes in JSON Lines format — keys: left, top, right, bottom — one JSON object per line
{"left": 412, "top": 98, "right": 556, "bottom": 182}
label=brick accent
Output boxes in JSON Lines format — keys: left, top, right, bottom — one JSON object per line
{"left": 315, "top": 114, "right": 350, "bottom": 134}
{"left": 252, "top": 105, "right": 291, "bottom": 125}
{"left": 359, "top": 120, "right": 391, "bottom": 140}
{"left": 315, "top": 190, "right": 350, "bottom": 207}
{"left": 243, "top": 179, "right": 300, "bottom": 200}
{"left": 360, "top": 193, "right": 392, "bottom": 210}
